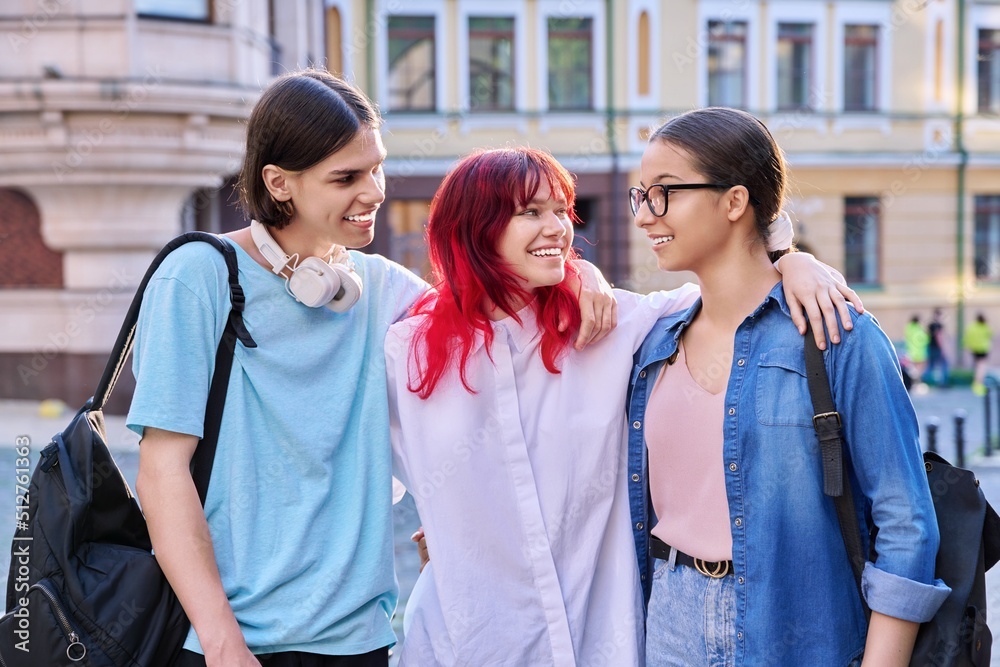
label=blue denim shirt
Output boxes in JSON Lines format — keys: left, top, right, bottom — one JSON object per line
{"left": 627, "top": 283, "right": 950, "bottom": 666}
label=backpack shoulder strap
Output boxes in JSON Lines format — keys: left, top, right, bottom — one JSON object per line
{"left": 804, "top": 334, "right": 870, "bottom": 616}
{"left": 91, "top": 232, "right": 257, "bottom": 506}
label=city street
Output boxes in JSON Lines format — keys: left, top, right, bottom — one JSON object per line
{"left": 1, "top": 386, "right": 999, "bottom": 664}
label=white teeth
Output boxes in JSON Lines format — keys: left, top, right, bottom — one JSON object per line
{"left": 345, "top": 213, "right": 374, "bottom": 222}
{"left": 529, "top": 248, "right": 562, "bottom": 257}
{"left": 652, "top": 236, "right": 674, "bottom": 246}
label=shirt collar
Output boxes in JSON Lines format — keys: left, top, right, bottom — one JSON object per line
{"left": 643, "top": 280, "right": 787, "bottom": 363}
{"left": 471, "top": 304, "right": 540, "bottom": 356}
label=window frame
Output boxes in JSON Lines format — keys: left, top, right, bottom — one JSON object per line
{"left": 135, "top": 0, "right": 211, "bottom": 22}
{"left": 776, "top": 22, "right": 815, "bottom": 112}
{"left": 843, "top": 196, "right": 882, "bottom": 287}
{"left": 467, "top": 16, "right": 517, "bottom": 112}
{"left": 537, "top": 0, "right": 606, "bottom": 113}
{"left": 975, "top": 195, "right": 1000, "bottom": 282}
{"left": 377, "top": 0, "right": 447, "bottom": 115}
{"left": 978, "top": 28, "right": 1000, "bottom": 115}
{"left": 842, "top": 24, "right": 880, "bottom": 113}
{"left": 706, "top": 19, "right": 749, "bottom": 109}
{"left": 546, "top": 16, "right": 596, "bottom": 111}
{"left": 386, "top": 15, "right": 438, "bottom": 113}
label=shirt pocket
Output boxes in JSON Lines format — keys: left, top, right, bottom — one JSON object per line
{"left": 755, "top": 347, "right": 815, "bottom": 428}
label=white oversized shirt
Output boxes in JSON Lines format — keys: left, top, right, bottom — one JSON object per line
{"left": 385, "top": 285, "right": 700, "bottom": 667}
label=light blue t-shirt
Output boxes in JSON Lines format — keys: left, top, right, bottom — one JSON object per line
{"left": 126, "top": 238, "right": 427, "bottom": 655}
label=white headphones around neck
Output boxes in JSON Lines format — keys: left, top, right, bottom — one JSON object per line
{"left": 250, "top": 220, "right": 363, "bottom": 313}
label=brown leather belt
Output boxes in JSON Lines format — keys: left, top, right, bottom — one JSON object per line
{"left": 650, "top": 535, "right": 733, "bottom": 579}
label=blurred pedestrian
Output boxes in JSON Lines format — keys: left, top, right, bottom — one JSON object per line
{"left": 923, "top": 308, "right": 950, "bottom": 386}
{"left": 905, "top": 314, "right": 929, "bottom": 380}
{"left": 965, "top": 313, "right": 993, "bottom": 396}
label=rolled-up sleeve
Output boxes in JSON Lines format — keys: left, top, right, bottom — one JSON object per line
{"left": 862, "top": 562, "right": 950, "bottom": 622}
{"left": 832, "top": 315, "right": 951, "bottom": 621}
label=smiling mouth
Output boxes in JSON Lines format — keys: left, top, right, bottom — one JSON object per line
{"left": 344, "top": 212, "right": 376, "bottom": 222}
{"left": 651, "top": 236, "right": 674, "bottom": 246}
{"left": 529, "top": 248, "right": 563, "bottom": 257}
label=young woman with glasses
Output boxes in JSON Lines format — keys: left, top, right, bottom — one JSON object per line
{"left": 627, "top": 107, "right": 949, "bottom": 667}
{"left": 386, "top": 146, "right": 862, "bottom": 665}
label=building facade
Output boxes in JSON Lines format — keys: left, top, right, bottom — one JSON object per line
{"left": 2, "top": 0, "right": 1000, "bottom": 406}
{"left": 330, "top": 0, "right": 1000, "bottom": 362}
{"left": 0, "top": 0, "right": 327, "bottom": 408}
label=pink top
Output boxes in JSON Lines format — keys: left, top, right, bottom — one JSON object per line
{"left": 646, "top": 341, "right": 732, "bottom": 561}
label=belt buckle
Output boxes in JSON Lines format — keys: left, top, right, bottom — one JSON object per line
{"left": 694, "top": 557, "right": 730, "bottom": 578}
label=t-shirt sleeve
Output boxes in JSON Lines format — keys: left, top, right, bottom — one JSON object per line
{"left": 385, "top": 322, "right": 414, "bottom": 493}
{"left": 126, "top": 272, "right": 223, "bottom": 440}
{"left": 386, "top": 261, "right": 430, "bottom": 324}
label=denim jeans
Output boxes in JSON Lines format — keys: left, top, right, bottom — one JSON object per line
{"left": 645, "top": 551, "right": 864, "bottom": 667}
{"left": 645, "top": 550, "right": 737, "bottom": 667}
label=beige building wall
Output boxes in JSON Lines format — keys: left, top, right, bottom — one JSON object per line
{"left": 0, "top": 0, "right": 328, "bottom": 407}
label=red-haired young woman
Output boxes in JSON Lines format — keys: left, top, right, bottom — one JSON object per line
{"left": 384, "top": 147, "right": 860, "bottom": 666}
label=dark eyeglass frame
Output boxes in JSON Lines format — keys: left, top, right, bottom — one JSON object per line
{"left": 628, "top": 183, "right": 732, "bottom": 217}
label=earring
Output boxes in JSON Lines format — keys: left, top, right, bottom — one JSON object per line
{"left": 270, "top": 194, "right": 294, "bottom": 219}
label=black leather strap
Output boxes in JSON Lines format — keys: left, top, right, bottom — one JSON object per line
{"left": 804, "top": 333, "right": 870, "bottom": 618}
{"left": 91, "top": 232, "right": 257, "bottom": 506}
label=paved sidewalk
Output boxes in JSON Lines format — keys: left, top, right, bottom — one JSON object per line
{"left": 3, "top": 389, "right": 1000, "bottom": 663}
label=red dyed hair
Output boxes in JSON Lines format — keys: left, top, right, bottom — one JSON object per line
{"left": 408, "top": 148, "right": 582, "bottom": 398}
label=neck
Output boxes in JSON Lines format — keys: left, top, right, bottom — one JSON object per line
{"left": 270, "top": 222, "right": 338, "bottom": 263}
{"left": 692, "top": 245, "right": 781, "bottom": 332}
{"left": 485, "top": 292, "right": 533, "bottom": 322}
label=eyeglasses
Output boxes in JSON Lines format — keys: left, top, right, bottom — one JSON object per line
{"left": 628, "top": 183, "right": 732, "bottom": 217}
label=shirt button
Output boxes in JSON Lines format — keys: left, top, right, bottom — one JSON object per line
{"left": 737, "top": 359, "right": 745, "bottom": 366}
{"left": 633, "top": 420, "right": 642, "bottom": 429}
{"left": 636, "top": 522, "right": 644, "bottom": 530}
{"left": 738, "top": 631, "right": 744, "bottom": 640}
{"left": 729, "top": 462, "right": 738, "bottom": 472}
{"left": 738, "top": 576, "right": 745, "bottom": 584}
{"left": 734, "top": 517, "right": 743, "bottom": 527}
{"left": 728, "top": 408, "right": 736, "bottom": 416}
{"left": 641, "top": 574, "right": 646, "bottom": 581}
{"left": 632, "top": 474, "right": 640, "bottom": 482}
{"left": 639, "top": 370, "right": 647, "bottom": 378}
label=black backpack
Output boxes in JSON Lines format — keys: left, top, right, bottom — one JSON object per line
{"left": 805, "top": 335, "right": 1000, "bottom": 666}
{"left": 0, "top": 233, "right": 256, "bottom": 666}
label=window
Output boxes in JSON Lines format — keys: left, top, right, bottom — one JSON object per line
{"left": 978, "top": 29, "right": 1000, "bottom": 114}
{"left": 388, "top": 16, "right": 436, "bottom": 112}
{"left": 469, "top": 17, "right": 515, "bottom": 111}
{"left": 135, "top": 0, "right": 209, "bottom": 20}
{"left": 572, "top": 198, "right": 598, "bottom": 264}
{"left": 707, "top": 21, "right": 747, "bottom": 108}
{"left": 844, "top": 25, "right": 878, "bottom": 112}
{"left": 548, "top": 18, "right": 593, "bottom": 110}
{"left": 637, "top": 11, "right": 651, "bottom": 97}
{"left": 975, "top": 195, "right": 1000, "bottom": 281}
{"left": 388, "top": 200, "right": 432, "bottom": 275}
{"left": 777, "top": 23, "right": 813, "bottom": 111}
{"left": 844, "top": 197, "right": 880, "bottom": 285}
